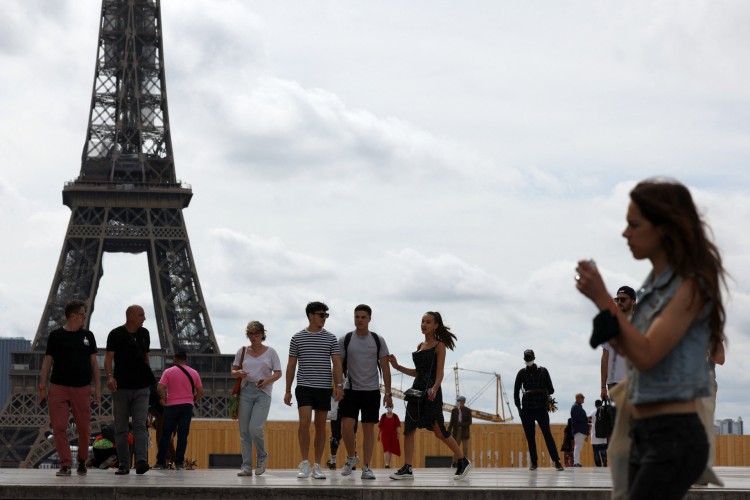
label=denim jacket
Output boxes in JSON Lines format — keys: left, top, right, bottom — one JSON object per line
{"left": 627, "top": 267, "right": 711, "bottom": 405}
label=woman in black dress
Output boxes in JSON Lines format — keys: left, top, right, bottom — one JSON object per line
{"left": 387, "top": 311, "right": 472, "bottom": 480}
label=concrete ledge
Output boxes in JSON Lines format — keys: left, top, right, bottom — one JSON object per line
{"left": 0, "top": 467, "right": 742, "bottom": 500}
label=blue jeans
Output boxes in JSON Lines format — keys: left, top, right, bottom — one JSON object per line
{"left": 157, "top": 404, "right": 194, "bottom": 465}
{"left": 628, "top": 413, "right": 708, "bottom": 500}
{"left": 112, "top": 387, "right": 150, "bottom": 467}
{"left": 238, "top": 383, "right": 272, "bottom": 470}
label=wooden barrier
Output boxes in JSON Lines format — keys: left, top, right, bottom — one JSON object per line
{"left": 148, "top": 420, "right": 750, "bottom": 470}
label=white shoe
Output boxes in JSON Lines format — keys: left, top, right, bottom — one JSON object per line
{"left": 255, "top": 463, "right": 265, "bottom": 476}
{"left": 311, "top": 463, "right": 326, "bottom": 479}
{"left": 297, "top": 460, "right": 311, "bottom": 478}
{"left": 237, "top": 468, "right": 252, "bottom": 476}
{"left": 361, "top": 465, "right": 376, "bottom": 480}
{"left": 341, "top": 455, "right": 359, "bottom": 476}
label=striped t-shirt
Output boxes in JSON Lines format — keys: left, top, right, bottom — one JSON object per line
{"left": 289, "top": 328, "right": 341, "bottom": 389}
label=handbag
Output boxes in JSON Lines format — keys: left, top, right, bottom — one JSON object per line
{"left": 229, "top": 347, "right": 246, "bottom": 420}
{"left": 404, "top": 388, "right": 425, "bottom": 403}
{"left": 404, "top": 345, "right": 436, "bottom": 404}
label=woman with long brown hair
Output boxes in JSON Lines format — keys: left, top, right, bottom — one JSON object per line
{"left": 576, "top": 178, "right": 727, "bottom": 499}
{"left": 387, "top": 311, "right": 471, "bottom": 480}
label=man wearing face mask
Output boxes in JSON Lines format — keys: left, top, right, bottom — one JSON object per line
{"left": 514, "top": 349, "right": 564, "bottom": 471}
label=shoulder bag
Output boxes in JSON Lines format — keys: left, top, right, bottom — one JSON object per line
{"left": 229, "top": 347, "right": 245, "bottom": 420}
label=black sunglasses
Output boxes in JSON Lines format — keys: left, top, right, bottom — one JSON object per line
{"left": 613, "top": 297, "right": 631, "bottom": 303}
{"left": 312, "top": 312, "right": 330, "bottom": 318}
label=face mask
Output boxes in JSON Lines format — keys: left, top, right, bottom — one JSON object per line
{"left": 525, "top": 361, "right": 534, "bottom": 367}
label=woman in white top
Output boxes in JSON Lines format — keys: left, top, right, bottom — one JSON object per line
{"left": 231, "top": 321, "right": 282, "bottom": 476}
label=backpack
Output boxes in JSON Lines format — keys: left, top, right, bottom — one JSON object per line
{"left": 595, "top": 399, "right": 614, "bottom": 438}
{"left": 342, "top": 331, "right": 383, "bottom": 389}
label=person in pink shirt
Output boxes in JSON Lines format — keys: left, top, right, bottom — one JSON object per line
{"left": 153, "top": 351, "right": 203, "bottom": 469}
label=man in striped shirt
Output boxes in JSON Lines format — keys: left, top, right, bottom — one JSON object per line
{"left": 284, "top": 301, "right": 344, "bottom": 480}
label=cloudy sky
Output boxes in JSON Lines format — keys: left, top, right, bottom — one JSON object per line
{"left": 1, "top": 0, "right": 749, "bottom": 425}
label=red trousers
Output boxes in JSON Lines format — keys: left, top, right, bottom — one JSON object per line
{"left": 48, "top": 384, "right": 91, "bottom": 467}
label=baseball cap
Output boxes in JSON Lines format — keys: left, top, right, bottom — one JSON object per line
{"left": 616, "top": 286, "right": 636, "bottom": 300}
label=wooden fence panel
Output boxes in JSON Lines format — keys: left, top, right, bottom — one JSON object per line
{"left": 148, "top": 420, "right": 749, "bottom": 470}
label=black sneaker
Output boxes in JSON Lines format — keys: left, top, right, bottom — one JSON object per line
{"left": 136, "top": 460, "right": 150, "bottom": 474}
{"left": 389, "top": 464, "right": 413, "bottom": 480}
{"left": 327, "top": 458, "right": 336, "bottom": 470}
{"left": 454, "top": 457, "right": 472, "bottom": 480}
{"left": 529, "top": 464, "right": 538, "bottom": 471}
{"left": 555, "top": 461, "right": 565, "bottom": 471}
{"left": 76, "top": 462, "right": 87, "bottom": 475}
{"left": 115, "top": 466, "right": 129, "bottom": 475}
{"left": 55, "top": 466, "right": 71, "bottom": 477}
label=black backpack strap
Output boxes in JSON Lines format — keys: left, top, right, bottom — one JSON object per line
{"left": 343, "top": 331, "right": 353, "bottom": 389}
{"left": 371, "top": 332, "right": 383, "bottom": 378}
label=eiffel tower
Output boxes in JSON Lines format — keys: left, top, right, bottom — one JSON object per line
{"left": 0, "top": 0, "right": 235, "bottom": 468}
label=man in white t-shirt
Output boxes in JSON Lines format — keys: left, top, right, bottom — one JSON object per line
{"left": 600, "top": 286, "right": 635, "bottom": 400}
{"left": 589, "top": 399, "right": 608, "bottom": 466}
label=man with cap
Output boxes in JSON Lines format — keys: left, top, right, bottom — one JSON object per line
{"left": 153, "top": 351, "right": 204, "bottom": 470}
{"left": 448, "top": 395, "right": 472, "bottom": 459}
{"left": 513, "top": 349, "right": 564, "bottom": 471}
{"left": 600, "top": 286, "right": 636, "bottom": 400}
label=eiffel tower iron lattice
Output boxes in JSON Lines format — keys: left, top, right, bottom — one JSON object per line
{"left": 0, "top": 0, "right": 235, "bottom": 468}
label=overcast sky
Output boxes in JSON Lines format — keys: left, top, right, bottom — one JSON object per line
{"left": 1, "top": 0, "right": 749, "bottom": 425}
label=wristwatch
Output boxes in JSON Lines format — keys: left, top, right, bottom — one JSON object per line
{"left": 336, "top": 383, "right": 344, "bottom": 388}
{"left": 385, "top": 392, "right": 392, "bottom": 396}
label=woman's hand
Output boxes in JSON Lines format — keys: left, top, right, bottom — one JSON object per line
{"left": 427, "top": 386, "right": 437, "bottom": 401}
{"left": 388, "top": 354, "right": 399, "bottom": 369}
{"left": 575, "top": 259, "right": 612, "bottom": 311}
{"left": 233, "top": 369, "right": 248, "bottom": 379}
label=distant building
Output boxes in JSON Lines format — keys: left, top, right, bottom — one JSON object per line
{"left": 715, "top": 417, "right": 743, "bottom": 435}
{"left": 0, "top": 337, "right": 32, "bottom": 409}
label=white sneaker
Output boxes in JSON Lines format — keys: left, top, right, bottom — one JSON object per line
{"left": 341, "top": 455, "right": 360, "bottom": 476}
{"left": 297, "top": 460, "right": 311, "bottom": 478}
{"left": 237, "top": 468, "right": 252, "bottom": 476}
{"left": 255, "top": 462, "right": 265, "bottom": 476}
{"left": 361, "top": 465, "right": 376, "bottom": 480}
{"left": 311, "top": 463, "right": 326, "bottom": 479}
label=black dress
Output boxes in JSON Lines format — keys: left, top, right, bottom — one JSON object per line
{"left": 403, "top": 346, "right": 450, "bottom": 437}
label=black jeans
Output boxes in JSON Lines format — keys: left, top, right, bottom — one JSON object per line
{"left": 520, "top": 407, "right": 560, "bottom": 465}
{"left": 592, "top": 443, "right": 608, "bottom": 466}
{"left": 628, "top": 413, "right": 708, "bottom": 500}
{"left": 157, "top": 403, "right": 194, "bottom": 465}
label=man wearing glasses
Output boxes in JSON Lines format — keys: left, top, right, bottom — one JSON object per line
{"left": 600, "top": 286, "right": 636, "bottom": 401}
{"left": 38, "top": 299, "right": 101, "bottom": 476}
{"left": 285, "top": 301, "right": 344, "bottom": 480}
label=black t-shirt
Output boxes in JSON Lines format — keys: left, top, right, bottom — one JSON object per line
{"left": 45, "top": 327, "right": 98, "bottom": 387}
{"left": 106, "top": 325, "right": 154, "bottom": 389}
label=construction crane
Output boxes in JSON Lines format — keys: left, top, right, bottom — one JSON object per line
{"left": 383, "top": 364, "right": 514, "bottom": 423}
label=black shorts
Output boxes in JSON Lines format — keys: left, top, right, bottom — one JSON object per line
{"left": 295, "top": 386, "right": 331, "bottom": 411}
{"left": 338, "top": 389, "right": 380, "bottom": 423}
